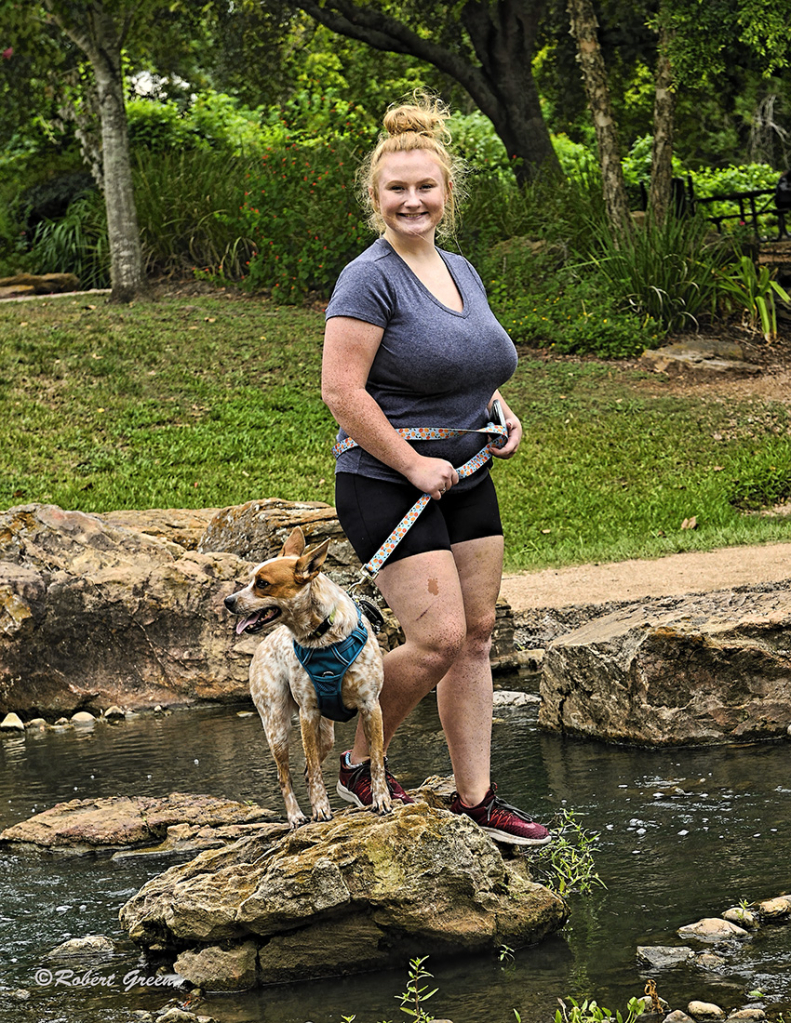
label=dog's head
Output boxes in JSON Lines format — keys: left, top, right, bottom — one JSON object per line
{"left": 224, "top": 526, "right": 330, "bottom": 635}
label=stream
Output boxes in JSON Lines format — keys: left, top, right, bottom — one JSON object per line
{"left": 1, "top": 696, "right": 790, "bottom": 1023}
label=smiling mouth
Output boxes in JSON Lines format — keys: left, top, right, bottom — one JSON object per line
{"left": 235, "top": 608, "right": 281, "bottom": 635}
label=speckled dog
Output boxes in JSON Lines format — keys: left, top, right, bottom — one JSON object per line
{"left": 224, "top": 526, "right": 391, "bottom": 827}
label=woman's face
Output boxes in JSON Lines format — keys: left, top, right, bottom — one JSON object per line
{"left": 371, "top": 150, "right": 449, "bottom": 244}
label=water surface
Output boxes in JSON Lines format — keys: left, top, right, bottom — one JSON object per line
{"left": 1, "top": 700, "right": 789, "bottom": 1022}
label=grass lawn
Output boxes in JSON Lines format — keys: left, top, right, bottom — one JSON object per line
{"left": 1, "top": 291, "right": 789, "bottom": 571}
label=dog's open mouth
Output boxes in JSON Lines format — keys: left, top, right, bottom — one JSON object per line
{"left": 235, "top": 608, "right": 281, "bottom": 635}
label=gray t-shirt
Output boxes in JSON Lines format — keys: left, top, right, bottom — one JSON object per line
{"left": 325, "top": 238, "right": 518, "bottom": 490}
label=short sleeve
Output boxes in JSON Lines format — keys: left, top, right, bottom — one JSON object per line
{"left": 325, "top": 260, "right": 394, "bottom": 328}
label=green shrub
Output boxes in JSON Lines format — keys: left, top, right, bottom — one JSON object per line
{"left": 239, "top": 140, "right": 373, "bottom": 301}
{"left": 28, "top": 191, "right": 109, "bottom": 288}
{"left": 132, "top": 148, "right": 256, "bottom": 278}
{"left": 126, "top": 98, "right": 193, "bottom": 152}
{"left": 586, "top": 213, "right": 729, "bottom": 333}
{"left": 127, "top": 91, "right": 271, "bottom": 156}
{"left": 492, "top": 287, "right": 656, "bottom": 359}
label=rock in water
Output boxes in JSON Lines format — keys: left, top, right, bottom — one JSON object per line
{"left": 119, "top": 803, "right": 566, "bottom": 986}
{"left": 540, "top": 587, "right": 791, "bottom": 744}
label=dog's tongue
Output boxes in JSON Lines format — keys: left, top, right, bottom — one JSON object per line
{"left": 235, "top": 614, "right": 258, "bottom": 636}
{"left": 235, "top": 609, "right": 277, "bottom": 635}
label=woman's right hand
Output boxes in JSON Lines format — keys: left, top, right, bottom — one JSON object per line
{"left": 405, "top": 456, "right": 460, "bottom": 501}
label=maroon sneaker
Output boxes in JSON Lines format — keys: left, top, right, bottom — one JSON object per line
{"left": 337, "top": 750, "right": 415, "bottom": 807}
{"left": 450, "top": 784, "right": 551, "bottom": 846}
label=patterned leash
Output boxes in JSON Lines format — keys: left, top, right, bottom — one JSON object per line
{"left": 333, "top": 423, "right": 508, "bottom": 579}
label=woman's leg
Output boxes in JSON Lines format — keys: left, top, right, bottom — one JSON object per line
{"left": 435, "top": 534, "right": 503, "bottom": 806}
{"left": 349, "top": 547, "right": 467, "bottom": 762}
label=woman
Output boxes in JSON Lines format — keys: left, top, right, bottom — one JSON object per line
{"left": 321, "top": 96, "right": 550, "bottom": 846}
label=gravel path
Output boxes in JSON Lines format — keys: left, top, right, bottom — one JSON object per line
{"left": 501, "top": 542, "right": 791, "bottom": 610}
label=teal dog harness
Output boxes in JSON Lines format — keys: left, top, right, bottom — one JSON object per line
{"left": 292, "top": 605, "right": 369, "bottom": 722}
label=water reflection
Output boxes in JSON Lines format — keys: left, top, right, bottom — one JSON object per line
{"left": 0, "top": 700, "right": 789, "bottom": 1022}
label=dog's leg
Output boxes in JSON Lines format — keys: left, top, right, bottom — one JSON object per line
{"left": 268, "top": 731, "right": 309, "bottom": 829}
{"left": 317, "top": 717, "right": 335, "bottom": 765}
{"left": 360, "top": 699, "right": 393, "bottom": 815}
{"left": 251, "top": 642, "right": 308, "bottom": 829}
{"left": 299, "top": 709, "right": 333, "bottom": 822}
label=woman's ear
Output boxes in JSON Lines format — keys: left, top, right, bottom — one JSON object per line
{"left": 369, "top": 185, "right": 379, "bottom": 209}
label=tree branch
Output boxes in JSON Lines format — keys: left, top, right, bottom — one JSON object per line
{"left": 291, "top": 0, "right": 500, "bottom": 115}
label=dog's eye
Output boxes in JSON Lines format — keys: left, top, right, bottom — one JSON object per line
{"left": 255, "top": 579, "right": 270, "bottom": 590}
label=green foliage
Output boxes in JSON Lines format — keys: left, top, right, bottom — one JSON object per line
{"left": 126, "top": 91, "right": 273, "bottom": 156}
{"left": 715, "top": 253, "right": 791, "bottom": 340}
{"left": 533, "top": 809, "right": 606, "bottom": 897}
{"left": 28, "top": 191, "right": 109, "bottom": 288}
{"left": 587, "top": 213, "right": 729, "bottom": 333}
{"left": 126, "top": 97, "right": 194, "bottom": 151}
{"left": 621, "top": 134, "right": 686, "bottom": 193}
{"left": 395, "top": 956, "right": 438, "bottom": 1023}
{"left": 555, "top": 995, "right": 646, "bottom": 1023}
{"left": 690, "top": 163, "right": 780, "bottom": 197}
{"left": 238, "top": 140, "right": 373, "bottom": 301}
{"left": 132, "top": 148, "right": 256, "bottom": 278}
{"left": 726, "top": 439, "right": 791, "bottom": 510}
{"left": 493, "top": 286, "right": 656, "bottom": 359}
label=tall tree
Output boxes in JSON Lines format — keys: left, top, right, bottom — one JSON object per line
{"left": 566, "top": 0, "right": 633, "bottom": 237}
{"left": 279, "top": 0, "right": 562, "bottom": 184}
{"left": 39, "top": 1, "right": 145, "bottom": 302}
{"left": 647, "top": 4, "right": 674, "bottom": 225}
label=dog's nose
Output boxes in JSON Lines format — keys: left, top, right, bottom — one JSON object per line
{"left": 224, "top": 594, "right": 236, "bottom": 611}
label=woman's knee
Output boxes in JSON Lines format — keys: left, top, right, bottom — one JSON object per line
{"left": 409, "top": 621, "right": 466, "bottom": 677}
{"left": 463, "top": 608, "right": 496, "bottom": 660}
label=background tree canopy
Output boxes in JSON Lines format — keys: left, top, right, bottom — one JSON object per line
{"left": 1, "top": 0, "right": 790, "bottom": 314}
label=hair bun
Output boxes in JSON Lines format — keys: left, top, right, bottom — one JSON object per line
{"left": 383, "top": 96, "right": 450, "bottom": 143}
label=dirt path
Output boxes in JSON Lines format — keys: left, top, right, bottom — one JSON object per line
{"left": 501, "top": 542, "right": 791, "bottom": 609}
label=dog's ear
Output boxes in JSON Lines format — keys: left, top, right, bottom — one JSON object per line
{"left": 281, "top": 526, "right": 306, "bottom": 558}
{"left": 295, "top": 538, "right": 330, "bottom": 581}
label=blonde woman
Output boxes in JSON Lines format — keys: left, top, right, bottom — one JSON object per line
{"left": 321, "top": 97, "right": 550, "bottom": 846}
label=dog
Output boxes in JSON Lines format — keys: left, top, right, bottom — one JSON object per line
{"left": 224, "top": 526, "right": 392, "bottom": 828}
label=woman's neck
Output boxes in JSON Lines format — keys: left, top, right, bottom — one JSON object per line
{"left": 382, "top": 230, "right": 438, "bottom": 263}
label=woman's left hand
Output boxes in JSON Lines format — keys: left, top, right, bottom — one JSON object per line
{"left": 490, "top": 397, "right": 522, "bottom": 459}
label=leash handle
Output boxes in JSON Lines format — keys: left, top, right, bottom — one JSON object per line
{"left": 336, "top": 422, "right": 508, "bottom": 579}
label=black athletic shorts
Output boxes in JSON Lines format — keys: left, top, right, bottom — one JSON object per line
{"left": 335, "top": 471, "right": 503, "bottom": 568}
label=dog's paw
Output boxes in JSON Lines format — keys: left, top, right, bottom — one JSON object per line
{"left": 311, "top": 808, "right": 334, "bottom": 823}
{"left": 371, "top": 798, "right": 393, "bottom": 816}
{"left": 288, "top": 814, "right": 310, "bottom": 829}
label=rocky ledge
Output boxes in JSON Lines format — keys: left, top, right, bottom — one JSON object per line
{"left": 118, "top": 798, "right": 566, "bottom": 989}
{"left": 0, "top": 793, "right": 280, "bottom": 856}
{"left": 539, "top": 585, "right": 791, "bottom": 745}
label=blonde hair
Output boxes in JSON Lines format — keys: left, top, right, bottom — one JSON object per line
{"left": 359, "top": 94, "right": 466, "bottom": 238}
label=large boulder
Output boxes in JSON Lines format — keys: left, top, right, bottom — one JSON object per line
{"left": 119, "top": 801, "right": 566, "bottom": 987}
{"left": 198, "top": 498, "right": 363, "bottom": 589}
{"left": 539, "top": 586, "right": 791, "bottom": 745}
{"left": 0, "top": 501, "right": 519, "bottom": 717}
{"left": 0, "top": 504, "right": 256, "bottom": 716}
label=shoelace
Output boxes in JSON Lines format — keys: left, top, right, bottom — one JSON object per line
{"left": 483, "top": 794, "right": 537, "bottom": 825}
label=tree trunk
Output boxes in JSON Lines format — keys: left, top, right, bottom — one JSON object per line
{"left": 461, "top": 0, "right": 562, "bottom": 185}
{"left": 90, "top": 10, "right": 146, "bottom": 303}
{"left": 566, "top": 0, "right": 633, "bottom": 239}
{"left": 648, "top": 14, "right": 675, "bottom": 225}
{"left": 45, "top": 1, "right": 146, "bottom": 303}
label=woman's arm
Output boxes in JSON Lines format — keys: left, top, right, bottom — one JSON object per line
{"left": 488, "top": 389, "right": 523, "bottom": 459}
{"left": 322, "top": 316, "right": 459, "bottom": 499}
